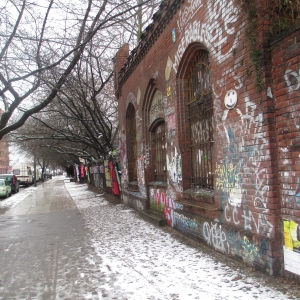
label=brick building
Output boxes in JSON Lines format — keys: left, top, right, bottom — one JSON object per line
{"left": 114, "top": 0, "right": 300, "bottom": 278}
{"left": 0, "top": 109, "right": 9, "bottom": 174}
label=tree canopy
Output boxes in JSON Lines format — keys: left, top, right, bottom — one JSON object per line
{"left": 0, "top": 0, "right": 158, "bottom": 140}
{"left": 2, "top": 0, "right": 161, "bottom": 165}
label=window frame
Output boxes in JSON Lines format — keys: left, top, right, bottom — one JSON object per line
{"left": 126, "top": 104, "right": 137, "bottom": 182}
{"left": 187, "top": 50, "right": 213, "bottom": 189}
{"left": 150, "top": 121, "right": 167, "bottom": 182}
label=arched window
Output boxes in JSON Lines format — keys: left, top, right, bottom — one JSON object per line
{"left": 188, "top": 50, "right": 213, "bottom": 189}
{"left": 151, "top": 121, "right": 166, "bottom": 181}
{"left": 126, "top": 104, "right": 137, "bottom": 182}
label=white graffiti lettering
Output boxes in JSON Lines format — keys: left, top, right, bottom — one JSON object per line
{"left": 144, "top": 145, "right": 150, "bottom": 169}
{"left": 177, "top": 0, "right": 204, "bottom": 32}
{"left": 174, "top": 2, "right": 239, "bottom": 72}
{"left": 242, "top": 210, "right": 273, "bottom": 238}
{"left": 203, "top": 222, "right": 228, "bottom": 252}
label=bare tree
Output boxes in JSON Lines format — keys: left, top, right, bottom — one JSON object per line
{"left": 10, "top": 129, "right": 68, "bottom": 180}
{"left": 0, "top": 0, "right": 153, "bottom": 140}
{"left": 10, "top": 41, "right": 119, "bottom": 162}
{"left": 111, "top": 0, "right": 161, "bottom": 46}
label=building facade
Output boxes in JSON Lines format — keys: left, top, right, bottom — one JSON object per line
{"left": 114, "top": 0, "right": 300, "bottom": 278}
{"left": 0, "top": 110, "right": 9, "bottom": 174}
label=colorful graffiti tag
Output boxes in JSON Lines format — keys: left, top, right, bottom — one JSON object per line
{"left": 149, "top": 188, "right": 183, "bottom": 226}
{"left": 283, "top": 219, "right": 300, "bottom": 276}
{"left": 173, "top": 212, "right": 270, "bottom": 269}
{"left": 214, "top": 96, "right": 274, "bottom": 238}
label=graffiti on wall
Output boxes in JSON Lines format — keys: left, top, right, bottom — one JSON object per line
{"left": 173, "top": 211, "right": 201, "bottom": 238}
{"left": 150, "top": 188, "right": 185, "bottom": 226}
{"left": 137, "top": 142, "right": 147, "bottom": 197}
{"left": 119, "top": 127, "right": 128, "bottom": 187}
{"left": 283, "top": 177, "right": 300, "bottom": 208}
{"left": 283, "top": 219, "right": 300, "bottom": 276}
{"left": 144, "top": 145, "right": 151, "bottom": 169}
{"left": 190, "top": 120, "right": 211, "bottom": 150}
{"left": 166, "top": 113, "right": 176, "bottom": 131}
{"left": 214, "top": 59, "right": 244, "bottom": 100}
{"left": 177, "top": 0, "right": 203, "bottom": 32}
{"left": 284, "top": 67, "right": 300, "bottom": 93}
{"left": 166, "top": 146, "right": 182, "bottom": 184}
{"left": 203, "top": 222, "right": 228, "bottom": 252}
{"left": 278, "top": 65, "right": 300, "bottom": 208}
{"left": 227, "top": 228, "right": 268, "bottom": 266}
{"left": 215, "top": 96, "right": 274, "bottom": 238}
{"left": 165, "top": 110, "right": 182, "bottom": 193}
{"left": 215, "top": 162, "right": 243, "bottom": 207}
{"left": 173, "top": 212, "right": 270, "bottom": 268}
{"left": 173, "top": 0, "right": 240, "bottom": 72}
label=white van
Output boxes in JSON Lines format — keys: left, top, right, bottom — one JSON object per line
{"left": 12, "top": 164, "right": 33, "bottom": 186}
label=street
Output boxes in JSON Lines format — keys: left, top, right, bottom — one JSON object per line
{"left": 0, "top": 177, "right": 299, "bottom": 299}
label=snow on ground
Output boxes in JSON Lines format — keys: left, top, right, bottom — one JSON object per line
{"left": 65, "top": 181, "right": 294, "bottom": 300}
{"left": 0, "top": 186, "right": 38, "bottom": 211}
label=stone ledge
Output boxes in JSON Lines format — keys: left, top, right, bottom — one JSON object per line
{"left": 139, "top": 210, "right": 167, "bottom": 227}
{"left": 126, "top": 190, "right": 146, "bottom": 201}
{"left": 183, "top": 188, "right": 214, "bottom": 204}
{"left": 148, "top": 181, "right": 168, "bottom": 188}
{"left": 128, "top": 180, "right": 139, "bottom": 192}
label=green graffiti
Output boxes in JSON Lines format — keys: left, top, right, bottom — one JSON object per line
{"left": 215, "top": 162, "right": 241, "bottom": 193}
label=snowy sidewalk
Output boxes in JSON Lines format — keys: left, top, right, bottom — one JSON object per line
{"left": 65, "top": 180, "right": 299, "bottom": 300}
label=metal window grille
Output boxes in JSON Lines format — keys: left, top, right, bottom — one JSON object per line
{"left": 151, "top": 123, "right": 167, "bottom": 181}
{"left": 126, "top": 105, "right": 137, "bottom": 181}
{"left": 188, "top": 50, "right": 213, "bottom": 189}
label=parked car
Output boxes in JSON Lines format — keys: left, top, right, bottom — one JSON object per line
{"left": 0, "top": 174, "right": 19, "bottom": 193}
{"left": 44, "top": 174, "right": 52, "bottom": 179}
{"left": 0, "top": 179, "right": 12, "bottom": 198}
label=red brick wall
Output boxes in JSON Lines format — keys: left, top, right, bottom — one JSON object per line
{"left": 272, "top": 25, "right": 300, "bottom": 279}
{"left": 114, "top": 0, "right": 292, "bottom": 276}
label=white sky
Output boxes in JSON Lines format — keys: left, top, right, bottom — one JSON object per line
{"left": 9, "top": 145, "right": 32, "bottom": 166}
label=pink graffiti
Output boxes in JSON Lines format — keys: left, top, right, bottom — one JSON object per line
{"left": 153, "top": 189, "right": 175, "bottom": 226}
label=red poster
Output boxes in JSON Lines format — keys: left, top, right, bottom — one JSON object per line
{"left": 108, "top": 161, "right": 119, "bottom": 195}
{"left": 80, "top": 164, "right": 85, "bottom": 178}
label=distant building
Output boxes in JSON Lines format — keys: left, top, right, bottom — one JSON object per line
{"left": 0, "top": 109, "right": 9, "bottom": 174}
{"left": 114, "top": 0, "right": 300, "bottom": 279}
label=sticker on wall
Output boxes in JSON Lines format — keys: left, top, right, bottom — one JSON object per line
{"left": 224, "top": 89, "right": 237, "bottom": 109}
{"left": 258, "top": 111, "right": 264, "bottom": 123}
{"left": 167, "top": 86, "right": 171, "bottom": 97}
{"left": 165, "top": 56, "right": 173, "bottom": 81}
{"left": 283, "top": 219, "right": 300, "bottom": 276}
{"left": 172, "top": 28, "right": 176, "bottom": 43}
{"left": 137, "top": 88, "right": 141, "bottom": 105}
